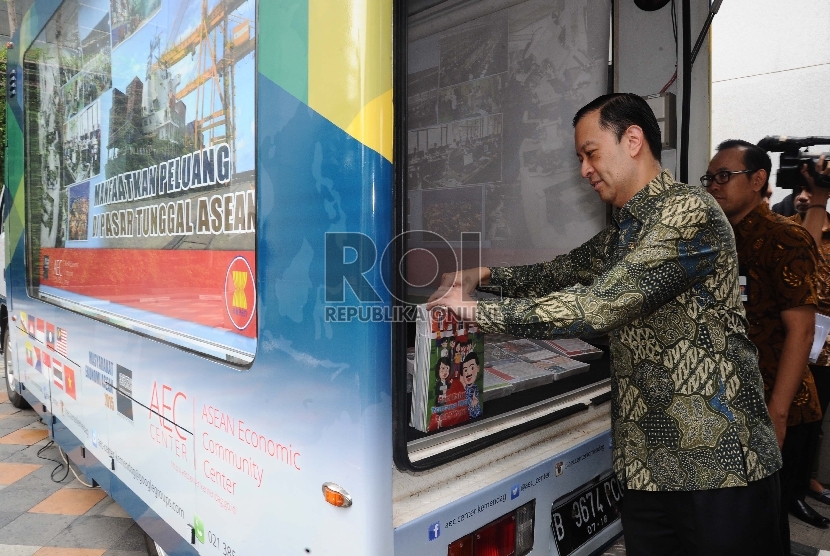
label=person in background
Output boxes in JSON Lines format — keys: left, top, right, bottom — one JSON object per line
{"left": 705, "top": 140, "right": 823, "bottom": 552}
{"left": 772, "top": 190, "right": 797, "bottom": 216}
{"left": 792, "top": 155, "right": 830, "bottom": 507}
{"left": 429, "top": 93, "right": 784, "bottom": 555}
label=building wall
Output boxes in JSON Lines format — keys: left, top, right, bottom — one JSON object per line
{"left": 712, "top": 0, "right": 830, "bottom": 204}
{"left": 615, "top": 0, "right": 711, "bottom": 184}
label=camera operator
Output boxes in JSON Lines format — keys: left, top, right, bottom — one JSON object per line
{"left": 791, "top": 155, "right": 830, "bottom": 508}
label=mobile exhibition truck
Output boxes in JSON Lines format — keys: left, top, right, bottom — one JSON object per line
{"left": 3, "top": 0, "right": 713, "bottom": 554}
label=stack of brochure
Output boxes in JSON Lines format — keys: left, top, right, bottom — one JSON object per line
{"left": 534, "top": 338, "right": 603, "bottom": 361}
{"left": 483, "top": 368, "right": 514, "bottom": 400}
{"left": 483, "top": 338, "right": 595, "bottom": 392}
{"left": 411, "top": 306, "right": 485, "bottom": 433}
{"left": 531, "top": 355, "right": 590, "bottom": 380}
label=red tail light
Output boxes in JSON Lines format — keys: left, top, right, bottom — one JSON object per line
{"left": 448, "top": 535, "right": 473, "bottom": 556}
{"left": 447, "top": 500, "right": 535, "bottom": 556}
{"left": 473, "top": 514, "right": 516, "bottom": 556}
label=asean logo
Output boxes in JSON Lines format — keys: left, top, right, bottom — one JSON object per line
{"left": 224, "top": 256, "right": 256, "bottom": 330}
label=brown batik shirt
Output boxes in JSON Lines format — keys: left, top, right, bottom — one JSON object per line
{"left": 476, "top": 170, "right": 782, "bottom": 491}
{"left": 790, "top": 212, "right": 830, "bottom": 366}
{"left": 735, "top": 203, "right": 822, "bottom": 426}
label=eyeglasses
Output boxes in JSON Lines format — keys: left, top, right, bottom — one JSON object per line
{"left": 699, "top": 169, "right": 757, "bottom": 188}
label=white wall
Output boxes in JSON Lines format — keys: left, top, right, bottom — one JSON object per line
{"left": 711, "top": 0, "right": 830, "bottom": 204}
{"left": 615, "top": 0, "right": 711, "bottom": 183}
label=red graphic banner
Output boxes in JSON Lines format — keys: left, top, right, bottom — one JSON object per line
{"left": 40, "top": 248, "right": 256, "bottom": 338}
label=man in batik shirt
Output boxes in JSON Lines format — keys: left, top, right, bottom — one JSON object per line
{"left": 429, "top": 94, "right": 783, "bottom": 555}
{"left": 705, "top": 139, "right": 823, "bottom": 548}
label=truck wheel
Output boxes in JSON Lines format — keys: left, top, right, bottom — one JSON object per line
{"left": 4, "top": 328, "right": 28, "bottom": 409}
{"left": 144, "top": 532, "right": 169, "bottom": 556}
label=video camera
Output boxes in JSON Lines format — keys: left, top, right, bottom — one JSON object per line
{"left": 758, "top": 136, "right": 830, "bottom": 189}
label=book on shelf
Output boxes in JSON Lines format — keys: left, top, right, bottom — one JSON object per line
{"left": 484, "top": 339, "right": 593, "bottom": 391}
{"left": 411, "top": 306, "right": 485, "bottom": 433}
{"left": 484, "top": 368, "right": 514, "bottom": 400}
{"left": 533, "top": 338, "right": 603, "bottom": 361}
{"left": 531, "top": 355, "right": 590, "bottom": 380}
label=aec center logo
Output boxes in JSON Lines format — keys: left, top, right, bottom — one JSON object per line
{"left": 224, "top": 256, "right": 256, "bottom": 330}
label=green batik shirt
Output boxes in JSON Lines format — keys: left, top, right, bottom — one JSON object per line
{"left": 476, "top": 170, "right": 782, "bottom": 492}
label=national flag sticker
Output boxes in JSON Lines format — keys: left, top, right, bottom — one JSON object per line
{"left": 224, "top": 256, "right": 256, "bottom": 331}
{"left": 27, "top": 315, "right": 35, "bottom": 337}
{"left": 46, "top": 323, "right": 55, "bottom": 350}
{"left": 25, "top": 342, "right": 34, "bottom": 367}
{"left": 53, "top": 362, "right": 64, "bottom": 391}
{"left": 34, "top": 347, "right": 42, "bottom": 374}
{"left": 56, "top": 328, "right": 68, "bottom": 356}
{"left": 64, "top": 365, "right": 77, "bottom": 400}
{"left": 36, "top": 319, "right": 45, "bottom": 343}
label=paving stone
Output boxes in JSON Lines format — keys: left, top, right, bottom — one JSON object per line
{"left": 0, "top": 444, "right": 27, "bottom": 462}
{"left": 0, "top": 513, "right": 78, "bottom": 545}
{"left": 0, "top": 429, "right": 50, "bottom": 446}
{"left": 0, "top": 483, "right": 62, "bottom": 513}
{"left": 12, "top": 466, "right": 71, "bottom": 492}
{"left": 0, "top": 463, "right": 43, "bottom": 485}
{"left": 33, "top": 549, "right": 106, "bottom": 556}
{"left": 0, "top": 404, "right": 24, "bottom": 416}
{"left": 0, "top": 545, "right": 40, "bottom": 556}
{"left": 31, "top": 489, "right": 108, "bottom": 516}
{"left": 0, "top": 511, "right": 25, "bottom": 530}
{"left": 46, "top": 516, "right": 135, "bottom": 550}
{"left": 102, "top": 551, "right": 147, "bottom": 556}
{"left": 5, "top": 441, "right": 54, "bottom": 464}
{"left": 112, "top": 524, "right": 147, "bottom": 551}
{"left": 85, "top": 498, "right": 130, "bottom": 519}
{"left": 0, "top": 417, "right": 42, "bottom": 435}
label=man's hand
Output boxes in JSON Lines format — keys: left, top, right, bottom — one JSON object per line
{"left": 426, "top": 268, "right": 490, "bottom": 319}
{"left": 426, "top": 285, "right": 478, "bottom": 322}
{"left": 767, "top": 404, "right": 788, "bottom": 449}
{"left": 801, "top": 155, "right": 830, "bottom": 201}
{"left": 798, "top": 156, "right": 830, "bottom": 249}
{"left": 428, "top": 267, "right": 491, "bottom": 303}
{"left": 767, "top": 304, "right": 816, "bottom": 449}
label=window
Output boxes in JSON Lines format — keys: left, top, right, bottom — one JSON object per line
{"left": 23, "top": 0, "right": 258, "bottom": 365}
{"left": 399, "top": 0, "right": 613, "bottom": 465}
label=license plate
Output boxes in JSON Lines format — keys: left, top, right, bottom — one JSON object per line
{"left": 550, "top": 474, "right": 623, "bottom": 556}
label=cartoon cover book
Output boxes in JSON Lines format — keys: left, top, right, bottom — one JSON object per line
{"left": 411, "top": 305, "right": 485, "bottom": 433}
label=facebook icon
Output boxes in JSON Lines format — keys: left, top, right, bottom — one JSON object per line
{"left": 428, "top": 521, "right": 441, "bottom": 541}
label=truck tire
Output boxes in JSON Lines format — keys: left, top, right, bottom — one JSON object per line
{"left": 4, "top": 328, "right": 28, "bottom": 409}
{"left": 144, "top": 532, "right": 169, "bottom": 556}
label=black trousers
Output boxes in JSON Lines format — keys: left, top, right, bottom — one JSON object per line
{"left": 782, "top": 420, "right": 820, "bottom": 507}
{"left": 807, "top": 365, "right": 830, "bottom": 483}
{"left": 620, "top": 472, "right": 784, "bottom": 556}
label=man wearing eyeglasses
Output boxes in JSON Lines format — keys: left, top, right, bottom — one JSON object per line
{"left": 704, "top": 140, "right": 823, "bottom": 549}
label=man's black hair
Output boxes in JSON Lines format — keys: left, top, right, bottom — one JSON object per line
{"left": 434, "top": 357, "right": 452, "bottom": 378}
{"left": 462, "top": 352, "right": 479, "bottom": 366}
{"left": 572, "top": 93, "right": 663, "bottom": 164}
{"left": 716, "top": 139, "right": 772, "bottom": 196}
